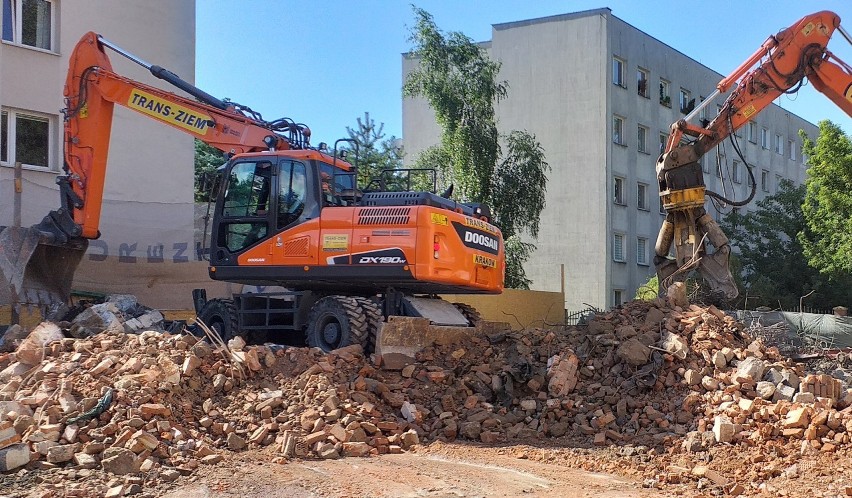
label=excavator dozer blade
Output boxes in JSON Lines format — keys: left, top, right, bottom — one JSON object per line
{"left": 0, "top": 226, "right": 88, "bottom": 308}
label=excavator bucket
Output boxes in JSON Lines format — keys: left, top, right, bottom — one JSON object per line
{"left": 0, "top": 226, "right": 87, "bottom": 309}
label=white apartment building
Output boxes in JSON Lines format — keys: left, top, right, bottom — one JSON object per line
{"left": 0, "top": 0, "right": 205, "bottom": 308}
{"left": 402, "top": 8, "right": 818, "bottom": 312}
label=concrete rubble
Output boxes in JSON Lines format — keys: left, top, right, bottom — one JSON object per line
{"left": 0, "top": 292, "right": 851, "bottom": 496}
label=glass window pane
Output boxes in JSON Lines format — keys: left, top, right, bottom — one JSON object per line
{"left": 223, "top": 161, "right": 272, "bottom": 217}
{"left": 2, "top": 0, "right": 13, "bottom": 41}
{"left": 15, "top": 113, "right": 49, "bottom": 167}
{"left": 1, "top": 111, "right": 7, "bottom": 163}
{"left": 278, "top": 161, "right": 306, "bottom": 228}
{"left": 21, "top": 0, "right": 51, "bottom": 49}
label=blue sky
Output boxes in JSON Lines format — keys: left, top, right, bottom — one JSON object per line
{"left": 197, "top": 1, "right": 852, "bottom": 146}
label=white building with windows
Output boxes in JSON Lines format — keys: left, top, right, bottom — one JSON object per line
{"left": 1, "top": 0, "right": 202, "bottom": 308}
{"left": 402, "top": 8, "right": 818, "bottom": 312}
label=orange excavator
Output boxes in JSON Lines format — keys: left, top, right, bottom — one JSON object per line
{"left": 655, "top": 10, "right": 852, "bottom": 301}
{"left": 0, "top": 32, "right": 505, "bottom": 351}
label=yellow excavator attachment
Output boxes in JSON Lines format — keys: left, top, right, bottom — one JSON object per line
{"left": 0, "top": 226, "right": 87, "bottom": 309}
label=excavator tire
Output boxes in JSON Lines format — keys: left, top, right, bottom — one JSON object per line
{"left": 197, "top": 298, "right": 239, "bottom": 344}
{"left": 354, "top": 297, "right": 383, "bottom": 354}
{"left": 452, "top": 302, "right": 482, "bottom": 327}
{"left": 305, "top": 296, "right": 368, "bottom": 353}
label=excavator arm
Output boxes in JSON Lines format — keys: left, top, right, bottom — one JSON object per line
{"left": 63, "top": 32, "right": 311, "bottom": 240}
{"left": 655, "top": 10, "right": 852, "bottom": 302}
{"left": 0, "top": 32, "right": 312, "bottom": 307}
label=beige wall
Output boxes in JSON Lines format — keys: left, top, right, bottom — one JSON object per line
{"left": 442, "top": 289, "right": 565, "bottom": 330}
{"left": 0, "top": 1, "right": 200, "bottom": 308}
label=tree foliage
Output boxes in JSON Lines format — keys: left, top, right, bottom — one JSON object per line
{"left": 403, "top": 7, "right": 550, "bottom": 288}
{"left": 799, "top": 120, "right": 852, "bottom": 279}
{"left": 194, "top": 139, "right": 225, "bottom": 202}
{"left": 343, "top": 112, "right": 404, "bottom": 189}
{"left": 720, "top": 176, "right": 852, "bottom": 310}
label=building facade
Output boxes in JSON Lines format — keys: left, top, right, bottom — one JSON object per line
{"left": 0, "top": 0, "right": 206, "bottom": 308}
{"left": 401, "top": 8, "right": 818, "bottom": 312}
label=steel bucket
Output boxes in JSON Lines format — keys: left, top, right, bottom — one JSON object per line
{"left": 0, "top": 226, "right": 88, "bottom": 308}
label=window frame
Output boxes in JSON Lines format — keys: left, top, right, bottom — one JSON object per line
{"left": 637, "top": 68, "right": 649, "bottom": 98}
{"left": 747, "top": 122, "right": 757, "bottom": 143}
{"left": 774, "top": 133, "right": 783, "bottom": 155}
{"left": 637, "top": 237, "right": 648, "bottom": 266}
{"left": 612, "top": 115, "right": 625, "bottom": 145}
{"left": 760, "top": 127, "right": 769, "bottom": 149}
{"left": 613, "top": 289, "right": 624, "bottom": 307}
{"left": 659, "top": 79, "right": 671, "bottom": 107}
{"left": 612, "top": 56, "right": 626, "bottom": 87}
{"left": 679, "top": 88, "right": 691, "bottom": 114}
{"left": 2, "top": 0, "right": 56, "bottom": 52}
{"left": 788, "top": 139, "right": 796, "bottom": 161}
{"left": 0, "top": 107, "right": 55, "bottom": 171}
{"left": 761, "top": 169, "right": 769, "bottom": 192}
{"left": 613, "top": 176, "right": 626, "bottom": 205}
{"left": 637, "top": 125, "right": 649, "bottom": 153}
{"left": 732, "top": 160, "right": 741, "bottom": 184}
{"left": 613, "top": 233, "right": 626, "bottom": 263}
{"left": 637, "top": 182, "right": 648, "bottom": 211}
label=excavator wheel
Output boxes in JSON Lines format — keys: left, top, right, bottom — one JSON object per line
{"left": 354, "top": 297, "right": 383, "bottom": 354}
{"left": 197, "top": 298, "right": 239, "bottom": 343}
{"left": 305, "top": 296, "right": 369, "bottom": 353}
{"left": 452, "top": 302, "right": 482, "bottom": 327}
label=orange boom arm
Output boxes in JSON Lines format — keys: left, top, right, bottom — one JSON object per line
{"left": 63, "top": 32, "right": 308, "bottom": 239}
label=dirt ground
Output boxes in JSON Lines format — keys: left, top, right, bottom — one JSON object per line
{"left": 160, "top": 444, "right": 658, "bottom": 498}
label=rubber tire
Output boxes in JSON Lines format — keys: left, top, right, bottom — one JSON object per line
{"left": 354, "top": 296, "right": 382, "bottom": 354}
{"left": 196, "top": 298, "right": 238, "bottom": 343}
{"left": 453, "top": 302, "right": 482, "bottom": 327}
{"left": 305, "top": 296, "right": 368, "bottom": 352}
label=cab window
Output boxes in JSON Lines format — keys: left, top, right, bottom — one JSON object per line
{"left": 220, "top": 161, "right": 271, "bottom": 252}
{"left": 278, "top": 160, "right": 307, "bottom": 229}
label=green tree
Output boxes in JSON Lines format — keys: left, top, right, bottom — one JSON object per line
{"left": 194, "top": 139, "right": 225, "bottom": 202}
{"left": 343, "top": 112, "right": 404, "bottom": 189}
{"left": 403, "top": 7, "right": 550, "bottom": 289}
{"left": 721, "top": 177, "right": 852, "bottom": 309}
{"left": 799, "top": 120, "right": 852, "bottom": 279}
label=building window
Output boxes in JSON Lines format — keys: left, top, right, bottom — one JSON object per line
{"left": 613, "top": 289, "right": 624, "bottom": 306}
{"left": 679, "top": 89, "right": 693, "bottom": 114}
{"left": 637, "top": 125, "right": 648, "bottom": 153}
{"left": 659, "top": 196, "right": 666, "bottom": 214}
{"left": 702, "top": 155, "right": 711, "bottom": 174}
{"left": 747, "top": 166, "right": 755, "bottom": 188}
{"left": 747, "top": 122, "right": 757, "bottom": 143}
{"left": 613, "top": 233, "right": 625, "bottom": 262}
{"left": 732, "top": 160, "right": 741, "bottom": 183}
{"left": 0, "top": 111, "right": 7, "bottom": 163}
{"left": 637, "top": 182, "right": 648, "bottom": 210}
{"left": 715, "top": 155, "right": 723, "bottom": 178}
{"left": 659, "top": 132, "right": 668, "bottom": 154}
{"left": 0, "top": 108, "right": 53, "bottom": 169}
{"left": 613, "top": 115, "right": 625, "bottom": 145}
{"left": 760, "top": 127, "right": 769, "bottom": 149}
{"left": 637, "top": 237, "right": 648, "bottom": 266}
{"left": 761, "top": 169, "right": 769, "bottom": 192}
{"left": 698, "top": 96, "right": 706, "bottom": 122}
{"left": 614, "top": 176, "right": 625, "bottom": 205}
{"left": 2, "top": 0, "right": 54, "bottom": 51}
{"left": 774, "top": 134, "right": 783, "bottom": 155}
{"left": 776, "top": 174, "right": 784, "bottom": 192}
{"left": 660, "top": 79, "right": 671, "bottom": 107}
{"left": 637, "top": 68, "right": 649, "bottom": 98}
{"left": 612, "top": 57, "right": 625, "bottom": 87}
{"left": 788, "top": 140, "right": 796, "bottom": 161}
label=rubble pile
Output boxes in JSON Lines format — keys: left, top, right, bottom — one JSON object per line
{"left": 0, "top": 286, "right": 851, "bottom": 496}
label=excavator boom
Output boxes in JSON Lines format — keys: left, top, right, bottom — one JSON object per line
{"left": 0, "top": 32, "right": 313, "bottom": 309}
{"left": 655, "top": 10, "right": 852, "bottom": 302}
